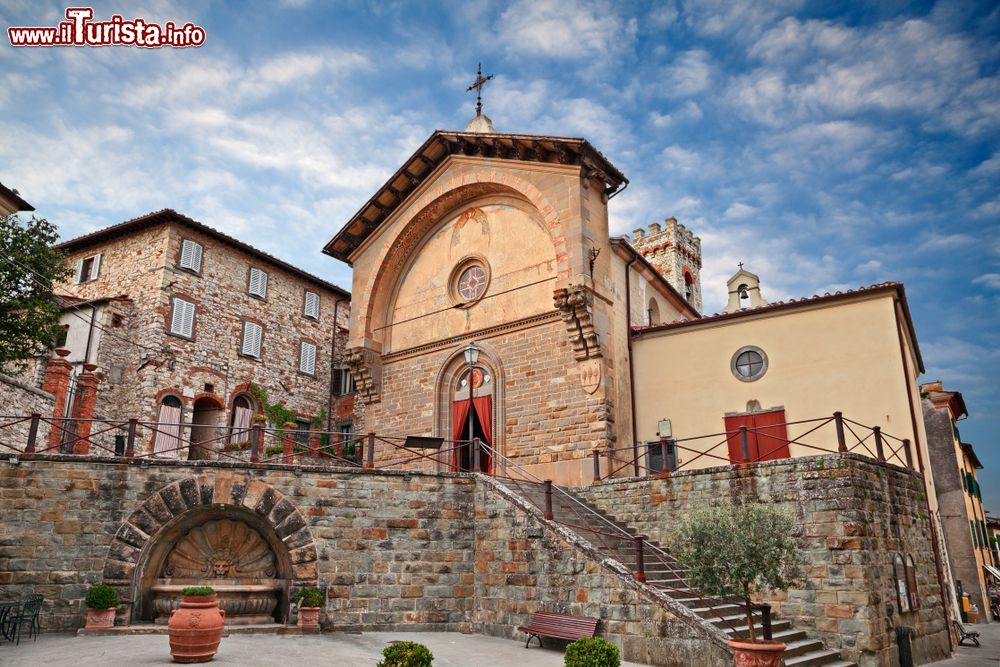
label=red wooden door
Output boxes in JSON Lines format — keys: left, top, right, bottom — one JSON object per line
{"left": 724, "top": 410, "right": 790, "bottom": 463}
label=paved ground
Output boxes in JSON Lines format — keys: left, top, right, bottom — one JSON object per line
{"left": 0, "top": 631, "right": 646, "bottom": 666}
{"left": 931, "top": 622, "right": 1000, "bottom": 667}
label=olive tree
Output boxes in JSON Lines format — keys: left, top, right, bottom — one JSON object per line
{"left": 670, "top": 501, "right": 803, "bottom": 642}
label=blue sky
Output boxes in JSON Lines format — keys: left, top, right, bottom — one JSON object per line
{"left": 2, "top": 1, "right": 998, "bottom": 503}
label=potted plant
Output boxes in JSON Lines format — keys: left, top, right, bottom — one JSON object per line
{"left": 670, "top": 501, "right": 802, "bottom": 667}
{"left": 377, "top": 641, "right": 434, "bottom": 666}
{"left": 84, "top": 584, "right": 120, "bottom": 629}
{"left": 293, "top": 587, "right": 324, "bottom": 628}
{"left": 167, "top": 586, "right": 226, "bottom": 663}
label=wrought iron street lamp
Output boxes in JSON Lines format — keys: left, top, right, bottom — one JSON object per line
{"left": 463, "top": 341, "right": 480, "bottom": 471}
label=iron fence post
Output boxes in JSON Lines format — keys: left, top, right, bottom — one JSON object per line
{"left": 250, "top": 424, "right": 262, "bottom": 463}
{"left": 25, "top": 413, "right": 40, "bottom": 453}
{"left": 605, "top": 447, "right": 614, "bottom": 478}
{"left": 634, "top": 536, "right": 646, "bottom": 583}
{"left": 473, "top": 437, "right": 481, "bottom": 473}
{"left": 873, "top": 426, "right": 886, "bottom": 462}
{"left": 740, "top": 426, "right": 750, "bottom": 463}
{"left": 543, "top": 479, "right": 554, "bottom": 520}
{"left": 592, "top": 449, "right": 601, "bottom": 483}
{"left": 125, "top": 418, "right": 137, "bottom": 458}
{"left": 903, "top": 438, "right": 913, "bottom": 469}
{"left": 834, "top": 411, "right": 847, "bottom": 452}
{"left": 366, "top": 432, "right": 375, "bottom": 468}
{"left": 752, "top": 603, "right": 773, "bottom": 640}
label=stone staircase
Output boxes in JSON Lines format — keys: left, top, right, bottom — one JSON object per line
{"left": 495, "top": 478, "right": 857, "bottom": 667}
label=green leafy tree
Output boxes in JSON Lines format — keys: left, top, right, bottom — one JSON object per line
{"left": 0, "top": 215, "right": 70, "bottom": 371}
{"left": 670, "top": 501, "right": 802, "bottom": 643}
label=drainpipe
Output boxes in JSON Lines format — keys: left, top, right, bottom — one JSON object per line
{"left": 625, "top": 255, "right": 639, "bottom": 476}
{"left": 83, "top": 303, "right": 97, "bottom": 364}
{"left": 894, "top": 303, "right": 952, "bottom": 649}
{"left": 327, "top": 297, "right": 347, "bottom": 433}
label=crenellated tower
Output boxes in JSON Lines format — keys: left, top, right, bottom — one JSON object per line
{"left": 629, "top": 216, "right": 703, "bottom": 312}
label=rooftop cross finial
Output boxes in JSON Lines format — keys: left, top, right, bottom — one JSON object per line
{"left": 466, "top": 63, "right": 494, "bottom": 117}
{"left": 738, "top": 261, "right": 744, "bottom": 270}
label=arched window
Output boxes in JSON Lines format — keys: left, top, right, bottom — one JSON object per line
{"left": 905, "top": 554, "right": 920, "bottom": 610}
{"left": 684, "top": 272, "right": 695, "bottom": 302}
{"left": 893, "top": 553, "right": 911, "bottom": 613}
{"left": 153, "top": 395, "right": 184, "bottom": 456}
{"left": 647, "top": 298, "right": 661, "bottom": 325}
{"left": 228, "top": 394, "right": 255, "bottom": 445}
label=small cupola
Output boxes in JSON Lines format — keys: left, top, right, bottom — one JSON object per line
{"left": 724, "top": 266, "right": 767, "bottom": 313}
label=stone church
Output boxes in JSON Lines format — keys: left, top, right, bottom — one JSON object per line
{"left": 325, "top": 112, "right": 700, "bottom": 485}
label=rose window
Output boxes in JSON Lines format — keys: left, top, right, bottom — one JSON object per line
{"left": 458, "top": 266, "right": 487, "bottom": 301}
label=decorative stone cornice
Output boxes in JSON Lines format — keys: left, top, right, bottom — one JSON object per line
{"left": 553, "top": 284, "right": 601, "bottom": 361}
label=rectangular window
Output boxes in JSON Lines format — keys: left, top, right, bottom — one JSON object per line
{"left": 248, "top": 267, "right": 268, "bottom": 299}
{"left": 299, "top": 341, "right": 317, "bottom": 376}
{"left": 303, "top": 290, "right": 320, "bottom": 320}
{"left": 169, "top": 297, "right": 196, "bottom": 338}
{"left": 74, "top": 253, "right": 102, "bottom": 284}
{"left": 241, "top": 321, "right": 263, "bottom": 357}
{"left": 333, "top": 365, "right": 356, "bottom": 396}
{"left": 179, "top": 239, "right": 203, "bottom": 273}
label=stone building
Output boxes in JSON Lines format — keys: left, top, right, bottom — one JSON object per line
{"left": 922, "top": 381, "right": 996, "bottom": 621}
{"left": 46, "top": 209, "right": 354, "bottom": 456}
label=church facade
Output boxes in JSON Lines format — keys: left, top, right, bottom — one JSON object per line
{"left": 325, "top": 124, "right": 698, "bottom": 485}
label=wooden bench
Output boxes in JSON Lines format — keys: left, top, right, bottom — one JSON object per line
{"left": 517, "top": 611, "right": 599, "bottom": 648}
{"left": 954, "top": 619, "right": 981, "bottom": 647}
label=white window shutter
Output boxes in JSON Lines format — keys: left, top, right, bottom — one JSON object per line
{"left": 300, "top": 342, "right": 316, "bottom": 375}
{"left": 171, "top": 297, "right": 194, "bottom": 337}
{"left": 74, "top": 259, "right": 84, "bottom": 284}
{"left": 249, "top": 268, "right": 268, "bottom": 298}
{"left": 90, "top": 253, "right": 102, "bottom": 280}
{"left": 190, "top": 242, "right": 202, "bottom": 272}
{"left": 304, "top": 291, "right": 319, "bottom": 319}
{"left": 242, "top": 321, "right": 262, "bottom": 357}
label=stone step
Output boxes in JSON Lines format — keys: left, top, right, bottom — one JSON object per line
{"left": 782, "top": 649, "right": 845, "bottom": 667}
{"left": 783, "top": 638, "right": 827, "bottom": 659}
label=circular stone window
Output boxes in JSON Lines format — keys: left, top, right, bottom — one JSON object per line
{"left": 731, "top": 346, "right": 768, "bottom": 382}
{"left": 449, "top": 256, "right": 491, "bottom": 307}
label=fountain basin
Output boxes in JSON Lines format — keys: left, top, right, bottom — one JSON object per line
{"left": 150, "top": 581, "right": 283, "bottom": 625}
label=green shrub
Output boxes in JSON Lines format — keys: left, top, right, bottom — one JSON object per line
{"left": 564, "top": 637, "right": 620, "bottom": 667}
{"left": 181, "top": 586, "right": 215, "bottom": 596}
{"left": 294, "top": 587, "right": 324, "bottom": 608}
{"left": 84, "top": 584, "right": 120, "bottom": 610}
{"left": 377, "top": 641, "right": 434, "bottom": 667}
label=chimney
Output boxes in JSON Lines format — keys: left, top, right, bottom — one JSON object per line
{"left": 632, "top": 228, "right": 645, "bottom": 241}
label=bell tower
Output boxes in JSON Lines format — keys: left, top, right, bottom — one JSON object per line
{"left": 724, "top": 266, "right": 768, "bottom": 313}
{"left": 629, "top": 216, "right": 703, "bottom": 312}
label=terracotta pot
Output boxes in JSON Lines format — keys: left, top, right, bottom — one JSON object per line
{"left": 85, "top": 608, "right": 116, "bottom": 629}
{"left": 167, "top": 594, "right": 226, "bottom": 663}
{"left": 297, "top": 606, "right": 321, "bottom": 628}
{"left": 727, "top": 639, "right": 786, "bottom": 667}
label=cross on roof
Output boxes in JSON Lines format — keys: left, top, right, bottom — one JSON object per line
{"left": 738, "top": 261, "right": 744, "bottom": 270}
{"left": 466, "top": 63, "right": 494, "bottom": 117}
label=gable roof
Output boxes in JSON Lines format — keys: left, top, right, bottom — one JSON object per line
{"left": 633, "top": 282, "right": 925, "bottom": 373}
{"left": 55, "top": 209, "right": 350, "bottom": 298}
{"left": 0, "top": 181, "right": 34, "bottom": 212}
{"left": 323, "top": 130, "right": 628, "bottom": 262}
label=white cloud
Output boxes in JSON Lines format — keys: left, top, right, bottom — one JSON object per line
{"left": 497, "top": 0, "right": 636, "bottom": 59}
{"left": 855, "top": 259, "right": 882, "bottom": 273}
{"left": 661, "top": 145, "right": 702, "bottom": 173}
{"left": 972, "top": 152, "right": 1000, "bottom": 177}
{"left": 973, "top": 274, "right": 1000, "bottom": 290}
{"left": 723, "top": 203, "right": 757, "bottom": 219}
{"left": 661, "top": 49, "right": 712, "bottom": 97}
{"left": 918, "top": 233, "right": 976, "bottom": 251}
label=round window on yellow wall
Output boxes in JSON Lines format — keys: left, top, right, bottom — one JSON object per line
{"left": 449, "top": 256, "right": 491, "bottom": 307}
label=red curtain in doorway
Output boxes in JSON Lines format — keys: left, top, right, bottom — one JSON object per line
{"left": 451, "top": 399, "right": 470, "bottom": 470}
{"left": 472, "top": 396, "right": 492, "bottom": 447}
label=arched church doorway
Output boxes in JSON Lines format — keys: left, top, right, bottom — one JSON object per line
{"left": 189, "top": 395, "right": 222, "bottom": 460}
{"left": 451, "top": 365, "right": 493, "bottom": 473}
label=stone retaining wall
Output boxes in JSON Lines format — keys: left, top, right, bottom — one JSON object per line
{"left": 575, "top": 453, "right": 951, "bottom": 667}
{"left": 0, "top": 372, "right": 54, "bottom": 452}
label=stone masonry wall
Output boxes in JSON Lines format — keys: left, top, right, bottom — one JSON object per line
{"left": 0, "top": 372, "right": 54, "bottom": 452}
{"left": 474, "top": 476, "right": 732, "bottom": 667}
{"left": 576, "top": 453, "right": 951, "bottom": 667}
{"left": 0, "top": 456, "right": 474, "bottom": 631}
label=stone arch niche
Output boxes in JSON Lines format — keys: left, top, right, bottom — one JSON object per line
{"left": 102, "top": 473, "right": 318, "bottom": 626}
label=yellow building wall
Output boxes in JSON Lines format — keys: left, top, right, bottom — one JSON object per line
{"left": 632, "top": 293, "right": 921, "bottom": 470}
